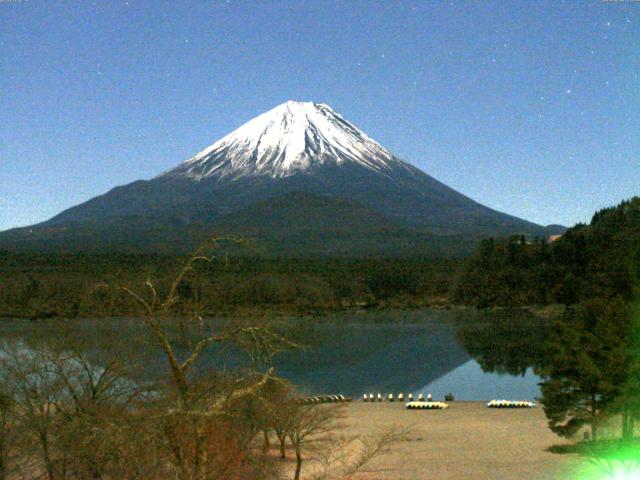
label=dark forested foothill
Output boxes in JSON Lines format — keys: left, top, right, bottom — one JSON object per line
{"left": 454, "top": 197, "right": 640, "bottom": 308}
{"left": 0, "top": 252, "right": 460, "bottom": 319}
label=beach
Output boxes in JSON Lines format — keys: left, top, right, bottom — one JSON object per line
{"left": 278, "top": 401, "right": 587, "bottom": 480}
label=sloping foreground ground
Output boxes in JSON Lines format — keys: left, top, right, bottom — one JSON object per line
{"left": 280, "top": 402, "right": 592, "bottom": 480}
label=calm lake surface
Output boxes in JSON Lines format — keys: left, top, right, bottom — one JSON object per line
{"left": 0, "top": 309, "right": 551, "bottom": 401}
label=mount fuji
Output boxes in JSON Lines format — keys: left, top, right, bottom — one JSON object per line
{"left": 0, "top": 101, "right": 560, "bottom": 255}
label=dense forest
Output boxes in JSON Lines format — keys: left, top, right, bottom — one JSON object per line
{"left": 454, "top": 196, "right": 640, "bottom": 308}
{"left": 0, "top": 252, "right": 460, "bottom": 319}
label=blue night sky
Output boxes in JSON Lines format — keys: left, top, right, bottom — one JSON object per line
{"left": 1, "top": 0, "right": 639, "bottom": 231}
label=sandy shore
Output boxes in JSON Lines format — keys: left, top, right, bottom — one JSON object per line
{"left": 280, "top": 401, "right": 588, "bottom": 480}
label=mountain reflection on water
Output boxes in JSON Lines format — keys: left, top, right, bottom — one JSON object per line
{"left": 271, "top": 321, "right": 470, "bottom": 396}
{"left": 0, "top": 309, "right": 554, "bottom": 401}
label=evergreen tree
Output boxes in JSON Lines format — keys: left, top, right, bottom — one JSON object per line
{"left": 610, "top": 305, "right": 640, "bottom": 439}
{"left": 539, "top": 299, "right": 632, "bottom": 440}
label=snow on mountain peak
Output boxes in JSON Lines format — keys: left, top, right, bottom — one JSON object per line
{"left": 164, "top": 101, "right": 404, "bottom": 181}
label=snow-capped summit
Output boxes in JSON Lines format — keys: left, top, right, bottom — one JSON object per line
{"left": 163, "top": 101, "right": 407, "bottom": 181}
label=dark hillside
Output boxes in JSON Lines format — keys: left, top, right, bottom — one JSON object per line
{"left": 454, "top": 197, "right": 640, "bottom": 307}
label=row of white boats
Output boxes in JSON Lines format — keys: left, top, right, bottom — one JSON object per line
{"left": 362, "top": 394, "right": 536, "bottom": 409}
{"left": 486, "top": 400, "right": 536, "bottom": 408}
{"left": 297, "top": 394, "right": 536, "bottom": 409}
{"left": 362, "top": 393, "right": 433, "bottom": 402}
{"left": 406, "top": 400, "right": 535, "bottom": 410}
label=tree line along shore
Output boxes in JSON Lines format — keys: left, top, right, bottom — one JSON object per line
{"left": 0, "top": 253, "right": 459, "bottom": 320}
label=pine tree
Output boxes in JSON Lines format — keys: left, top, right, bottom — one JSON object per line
{"left": 611, "top": 303, "right": 640, "bottom": 439}
{"left": 539, "top": 299, "right": 632, "bottom": 440}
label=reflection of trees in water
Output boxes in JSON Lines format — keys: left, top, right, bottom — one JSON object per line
{"left": 3, "top": 309, "right": 552, "bottom": 397}
{"left": 454, "top": 309, "right": 555, "bottom": 376}
{"left": 1, "top": 312, "right": 472, "bottom": 396}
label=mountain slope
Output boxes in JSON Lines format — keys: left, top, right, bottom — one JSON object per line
{"left": 0, "top": 101, "right": 553, "bottom": 255}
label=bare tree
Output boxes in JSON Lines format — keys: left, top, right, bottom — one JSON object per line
{"left": 287, "top": 403, "right": 346, "bottom": 480}
{"left": 116, "top": 237, "right": 298, "bottom": 480}
{"left": 0, "top": 382, "right": 16, "bottom": 480}
{"left": 272, "top": 394, "right": 411, "bottom": 480}
{"left": 118, "top": 238, "right": 295, "bottom": 404}
{"left": 309, "top": 425, "right": 411, "bottom": 480}
{"left": 254, "top": 378, "right": 297, "bottom": 459}
{"left": 4, "top": 344, "right": 65, "bottom": 480}
{"left": 50, "top": 342, "right": 147, "bottom": 479}
{"left": 0, "top": 333, "right": 151, "bottom": 480}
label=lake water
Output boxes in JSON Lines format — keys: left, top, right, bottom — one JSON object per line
{"left": 0, "top": 309, "right": 551, "bottom": 401}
